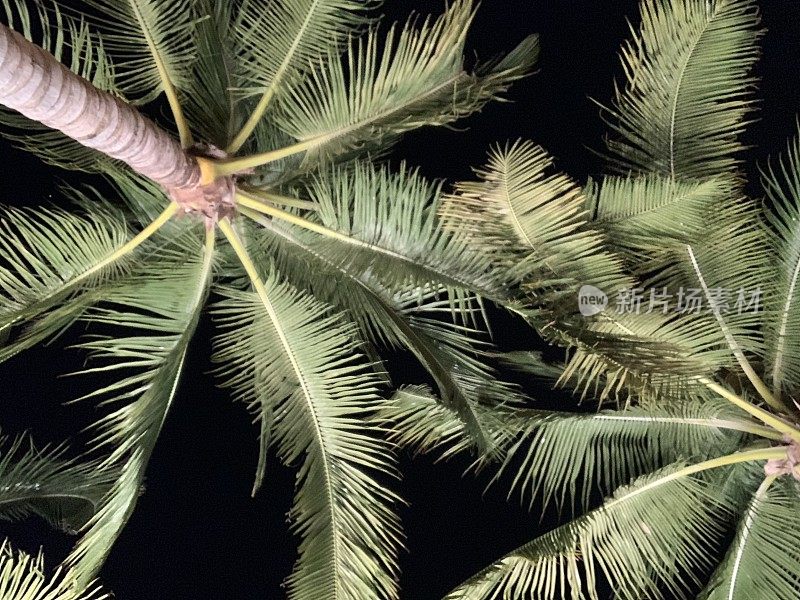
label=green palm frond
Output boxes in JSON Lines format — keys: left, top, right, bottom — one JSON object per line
{"left": 441, "top": 140, "right": 629, "bottom": 302}
{"left": 762, "top": 131, "right": 800, "bottom": 400}
{"left": 80, "top": 0, "right": 195, "bottom": 104}
{"left": 380, "top": 385, "right": 519, "bottom": 463}
{"left": 591, "top": 174, "right": 768, "bottom": 304}
{"left": 0, "top": 0, "right": 117, "bottom": 171}
{"left": 0, "top": 541, "right": 107, "bottom": 600}
{"left": 306, "top": 161, "right": 505, "bottom": 305}
{"left": 228, "top": 0, "right": 379, "bottom": 153}
{"left": 601, "top": 0, "right": 761, "bottom": 179}
{"left": 0, "top": 207, "right": 130, "bottom": 363}
{"left": 182, "top": 0, "right": 237, "bottom": 148}
{"left": 249, "top": 214, "right": 513, "bottom": 451}
{"left": 702, "top": 476, "right": 800, "bottom": 600}
{"left": 268, "top": 1, "right": 537, "bottom": 171}
{"left": 493, "top": 399, "right": 761, "bottom": 513}
{"left": 0, "top": 433, "right": 110, "bottom": 533}
{"left": 65, "top": 228, "right": 214, "bottom": 585}
{"left": 212, "top": 274, "right": 402, "bottom": 600}
{"left": 445, "top": 463, "right": 738, "bottom": 600}
{"left": 442, "top": 140, "right": 745, "bottom": 401}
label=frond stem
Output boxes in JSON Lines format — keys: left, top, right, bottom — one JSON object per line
{"left": 726, "top": 473, "right": 779, "bottom": 600}
{"left": 236, "top": 191, "right": 409, "bottom": 265}
{"left": 700, "top": 377, "right": 800, "bottom": 444}
{"left": 129, "top": 0, "right": 193, "bottom": 148}
{"left": 604, "top": 446, "right": 789, "bottom": 511}
{"left": 594, "top": 414, "right": 784, "bottom": 442}
{"left": 74, "top": 202, "right": 179, "bottom": 288}
{"left": 210, "top": 138, "right": 321, "bottom": 179}
{"left": 687, "top": 245, "right": 792, "bottom": 414}
{"left": 237, "top": 187, "right": 317, "bottom": 211}
{"left": 226, "top": 89, "right": 277, "bottom": 156}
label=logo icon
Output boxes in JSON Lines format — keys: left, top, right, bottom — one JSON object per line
{"left": 578, "top": 285, "right": 608, "bottom": 316}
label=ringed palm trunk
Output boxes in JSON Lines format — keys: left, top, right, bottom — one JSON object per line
{"left": 0, "top": 23, "right": 231, "bottom": 217}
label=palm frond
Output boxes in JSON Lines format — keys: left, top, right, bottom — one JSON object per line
{"left": 590, "top": 174, "right": 768, "bottom": 299}
{"left": 65, "top": 228, "right": 213, "bottom": 585}
{"left": 445, "top": 464, "right": 734, "bottom": 600}
{"left": 0, "top": 0, "right": 117, "bottom": 171}
{"left": 305, "top": 161, "right": 506, "bottom": 306}
{"left": 441, "top": 140, "right": 630, "bottom": 301}
{"left": 442, "top": 141, "right": 739, "bottom": 401}
{"left": 228, "top": 0, "right": 379, "bottom": 153}
{"left": 702, "top": 476, "right": 800, "bottom": 600}
{"left": 0, "top": 540, "right": 107, "bottom": 600}
{"left": 182, "top": 0, "right": 237, "bottom": 148}
{"left": 0, "top": 207, "right": 130, "bottom": 364}
{"left": 379, "top": 386, "right": 520, "bottom": 463}
{"left": 270, "top": 1, "right": 537, "bottom": 170}
{"left": 212, "top": 271, "right": 402, "bottom": 600}
{"left": 762, "top": 131, "right": 800, "bottom": 399}
{"left": 493, "top": 398, "right": 754, "bottom": 514}
{"left": 0, "top": 433, "right": 110, "bottom": 533}
{"left": 80, "top": 0, "right": 195, "bottom": 124}
{"left": 601, "top": 0, "right": 761, "bottom": 179}
{"left": 250, "top": 215, "right": 511, "bottom": 451}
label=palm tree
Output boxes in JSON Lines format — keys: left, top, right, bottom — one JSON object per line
{"left": 380, "top": 0, "right": 800, "bottom": 597}
{"left": 0, "top": 0, "right": 536, "bottom": 597}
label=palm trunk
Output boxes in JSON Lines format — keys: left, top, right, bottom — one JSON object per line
{"left": 0, "top": 23, "right": 201, "bottom": 192}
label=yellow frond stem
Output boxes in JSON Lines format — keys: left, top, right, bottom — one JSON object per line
{"left": 213, "top": 137, "right": 322, "bottom": 178}
{"left": 76, "top": 202, "right": 179, "bottom": 286}
{"left": 128, "top": 0, "right": 193, "bottom": 148}
{"left": 218, "top": 219, "right": 311, "bottom": 404}
{"left": 226, "top": 89, "right": 278, "bottom": 155}
{"left": 605, "top": 446, "right": 790, "bottom": 511}
{"left": 701, "top": 377, "right": 800, "bottom": 445}
{"left": 236, "top": 191, "right": 352, "bottom": 243}
{"left": 196, "top": 157, "right": 218, "bottom": 185}
{"left": 687, "top": 245, "right": 793, "bottom": 414}
{"left": 238, "top": 187, "right": 318, "bottom": 211}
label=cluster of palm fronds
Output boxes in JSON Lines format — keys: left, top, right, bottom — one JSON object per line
{"left": 1, "top": 0, "right": 799, "bottom": 599}
{"left": 383, "top": 1, "right": 800, "bottom": 598}
{"left": 0, "top": 0, "right": 536, "bottom": 597}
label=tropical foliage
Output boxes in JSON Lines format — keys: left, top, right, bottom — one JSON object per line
{"left": 0, "top": 0, "right": 536, "bottom": 597}
{"left": 379, "top": 0, "right": 800, "bottom": 598}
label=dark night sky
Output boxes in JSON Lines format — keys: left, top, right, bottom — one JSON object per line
{"left": 2, "top": 1, "right": 800, "bottom": 599}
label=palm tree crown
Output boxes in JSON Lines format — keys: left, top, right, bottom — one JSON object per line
{"left": 381, "top": 1, "right": 800, "bottom": 598}
{"left": 0, "top": 0, "right": 535, "bottom": 597}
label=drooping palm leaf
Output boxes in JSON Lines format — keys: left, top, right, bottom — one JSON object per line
{"left": 445, "top": 464, "right": 736, "bottom": 600}
{"left": 762, "top": 131, "right": 800, "bottom": 400}
{"left": 305, "top": 161, "right": 506, "bottom": 308}
{"left": 0, "top": 433, "right": 110, "bottom": 533}
{"left": 601, "top": 0, "right": 761, "bottom": 180}
{"left": 182, "top": 0, "right": 237, "bottom": 149}
{"left": 702, "top": 476, "right": 800, "bottom": 600}
{"left": 79, "top": 0, "right": 195, "bottom": 103}
{"left": 78, "top": 0, "right": 195, "bottom": 145}
{"left": 379, "top": 385, "right": 518, "bottom": 463}
{"left": 212, "top": 271, "right": 402, "bottom": 600}
{"left": 442, "top": 141, "right": 742, "bottom": 400}
{"left": 245, "top": 161, "right": 521, "bottom": 449}
{"left": 492, "top": 398, "right": 760, "bottom": 513}
{"left": 0, "top": 540, "right": 107, "bottom": 600}
{"left": 269, "top": 1, "right": 537, "bottom": 171}
{"left": 0, "top": 207, "right": 130, "bottom": 363}
{"left": 65, "top": 227, "right": 214, "bottom": 585}
{"left": 228, "top": 0, "right": 379, "bottom": 153}
{"left": 441, "top": 140, "right": 629, "bottom": 302}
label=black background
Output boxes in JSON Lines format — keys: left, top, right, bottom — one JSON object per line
{"left": 1, "top": 1, "right": 800, "bottom": 599}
